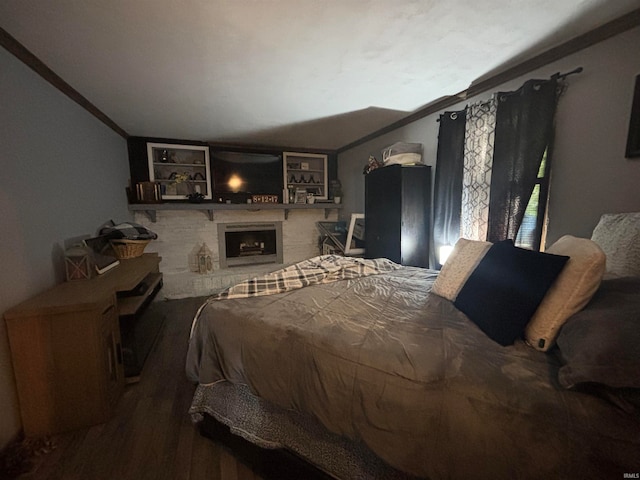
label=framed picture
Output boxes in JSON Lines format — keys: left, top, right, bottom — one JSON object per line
{"left": 626, "top": 74, "right": 640, "bottom": 158}
{"left": 345, "top": 213, "right": 365, "bottom": 255}
{"left": 294, "top": 188, "right": 307, "bottom": 204}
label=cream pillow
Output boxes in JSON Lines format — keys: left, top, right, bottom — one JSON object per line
{"left": 432, "top": 238, "right": 491, "bottom": 301}
{"left": 525, "top": 235, "right": 606, "bottom": 351}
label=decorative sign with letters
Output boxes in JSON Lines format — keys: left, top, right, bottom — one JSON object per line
{"left": 252, "top": 194, "right": 279, "bottom": 204}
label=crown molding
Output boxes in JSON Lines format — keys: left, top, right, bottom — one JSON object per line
{"left": 0, "top": 26, "right": 129, "bottom": 139}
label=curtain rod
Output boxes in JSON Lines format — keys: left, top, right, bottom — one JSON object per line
{"left": 552, "top": 66, "right": 584, "bottom": 80}
{"left": 438, "top": 66, "right": 585, "bottom": 120}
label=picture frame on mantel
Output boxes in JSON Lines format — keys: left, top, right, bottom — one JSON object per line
{"left": 625, "top": 74, "right": 640, "bottom": 158}
{"left": 344, "top": 213, "right": 365, "bottom": 256}
{"left": 294, "top": 188, "right": 307, "bottom": 204}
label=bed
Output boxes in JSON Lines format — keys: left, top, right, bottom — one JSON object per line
{"left": 186, "top": 213, "right": 640, "bottom": 479}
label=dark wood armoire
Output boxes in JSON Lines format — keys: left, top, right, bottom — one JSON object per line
{"left": 364, "top": 164, "right": 431, "bottom": 267}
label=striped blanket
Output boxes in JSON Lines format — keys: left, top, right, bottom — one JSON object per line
{"left": 190, "top": 255, "right": 400, "bottom": 338}
{"left": 213, "top": 254, "right": 400, "bottom": 300}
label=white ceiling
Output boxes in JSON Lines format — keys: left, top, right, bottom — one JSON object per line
{"left": 1, "top": 1, "right": 639, "bottom": 150}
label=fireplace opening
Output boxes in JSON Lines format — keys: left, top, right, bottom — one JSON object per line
{"left": 218, "top": 222, "right": 283, "bottom": 268}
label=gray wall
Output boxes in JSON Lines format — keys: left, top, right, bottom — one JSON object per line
{"left": 0, "top": 47, "right": 130, "bottom": 448}
{"left": 338, "top": 26, "right": 640, "bottom": 247}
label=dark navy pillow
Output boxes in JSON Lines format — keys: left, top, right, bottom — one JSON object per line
{"left": 454, "top": 240, "right": 569, "bottom": 346}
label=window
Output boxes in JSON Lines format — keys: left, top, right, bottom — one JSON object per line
{"left": 515, "top": 149, "right": 551, "bottom": 250}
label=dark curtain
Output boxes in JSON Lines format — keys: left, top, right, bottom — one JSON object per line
{"left": 433, "top": 109, "right": 466, "bottom": 266}
{"left": 487, "top": 78, "right": 559, "bottom": 242}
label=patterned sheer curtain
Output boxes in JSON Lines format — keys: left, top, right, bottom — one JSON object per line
{"left": 460, "top": 96, "right": 497, "bottom": 241}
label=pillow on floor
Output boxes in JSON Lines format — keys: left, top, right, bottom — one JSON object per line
{"left": 454, "top": 240, "right": 569, "bottom": 346}
{"left": 525, "top": 235, "right": 605, "bottom": 351}
{"left": 431, "top": 238, "right": 491, "bottom": 301}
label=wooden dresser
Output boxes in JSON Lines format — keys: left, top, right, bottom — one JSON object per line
{"left": 4, "top": 253, "right": 161, "bottom": 436}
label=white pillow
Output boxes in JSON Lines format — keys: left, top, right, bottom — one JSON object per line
{"left": 431, "top": 238, "right": 491, "bottom": 301}
{"left": 525, "top": 235, "right": 606, "bottom": 352}
{"left": 590, "top": 212, "right": 640, "bottom": 278}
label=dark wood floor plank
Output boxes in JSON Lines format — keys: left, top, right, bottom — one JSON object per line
{"left": 220, "top": 448, "right": 239, "bottom": 480}
{"left": 189, "top": 425, "right": 222, "bottom": 480}
{"left": 235, "top": 458, "right": 258, "bottom": 480}
{"left": 172, "top": 419, "right": 197, "bottom": 480}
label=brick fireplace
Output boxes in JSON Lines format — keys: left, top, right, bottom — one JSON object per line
{"left": 133, "top": 208, "right": 338, "bottom": 299}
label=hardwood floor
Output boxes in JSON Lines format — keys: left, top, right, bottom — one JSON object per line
{"left": 13, "top": 296, "right": 264, "bottom": 480}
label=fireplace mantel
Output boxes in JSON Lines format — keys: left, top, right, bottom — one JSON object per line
{"left": 129, "top": 202, "right": 342, "bottom": 222}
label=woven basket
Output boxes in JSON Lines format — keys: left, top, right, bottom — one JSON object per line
{"left": 109, "top": 239, "right": 150, "bottom": 260}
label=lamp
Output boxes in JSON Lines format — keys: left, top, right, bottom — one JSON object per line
{"left": 64, "top": 244, "right": 92, "bottom": 281}
{"left": 439, "top": 245, "right": 454, "bottom": 265}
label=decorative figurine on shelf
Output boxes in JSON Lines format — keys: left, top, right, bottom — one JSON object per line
{"left": 363, "top": 155, "right": 384, "bottom": 174}
{"left": 187, "top": 192, "right": 205, "bottom": 203}
{"left": 330, "top": 179, "right": 343, "bottom": 204}
{"left": 169, "top": 172, "right": 204, "bottom": 202}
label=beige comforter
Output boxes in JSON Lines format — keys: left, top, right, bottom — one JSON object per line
{"left": 186, "top": 264, "right": 640, "bottom": 479}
